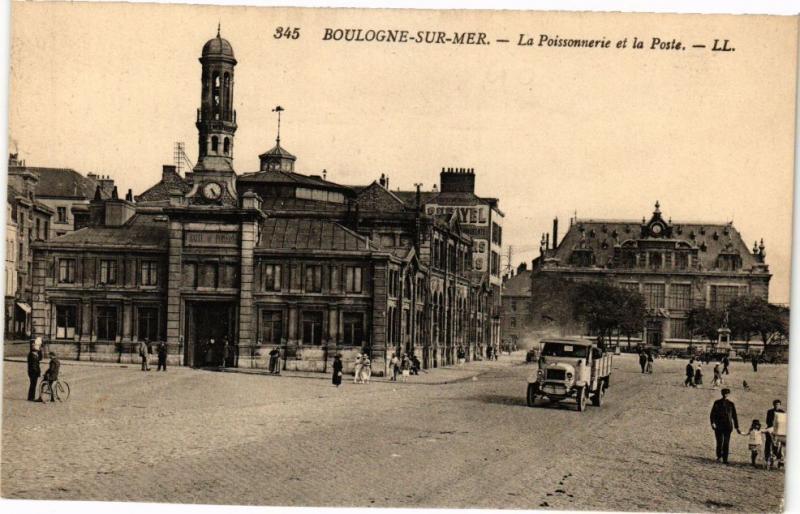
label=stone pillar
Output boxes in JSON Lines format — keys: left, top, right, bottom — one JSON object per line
{"left": 166, "top": 221, "right": 183, "bottom": 362}
{"left": 371, "top": 260, "right": 388, "bottom": 375}
{"left": 238, "top": 220, "right": 256, "bottom": 367}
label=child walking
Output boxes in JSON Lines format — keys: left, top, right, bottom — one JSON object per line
{"left": 739, "top": 419, "right": 771, "bottom": 468}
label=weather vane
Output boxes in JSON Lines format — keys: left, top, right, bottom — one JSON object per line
{"left": 272, "top": 105, "right": 285, "bottom": 144}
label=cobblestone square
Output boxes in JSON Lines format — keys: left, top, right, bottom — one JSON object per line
{"left": 1, "top": 354, "right": 787, "bottom": 512}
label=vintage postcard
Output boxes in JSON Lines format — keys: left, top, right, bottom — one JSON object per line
{"left": 2, "top": 2, "right": 797, "bottom": 513}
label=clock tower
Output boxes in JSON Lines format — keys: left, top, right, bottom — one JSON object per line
{"left": 189, "top": 26, "right": 238, "bottom": 205}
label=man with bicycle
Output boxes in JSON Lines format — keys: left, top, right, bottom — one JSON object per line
{"left": 766, "top": 399, "right": 786, "bottom": 467}
{"left": 40, "top": 352, "right": 60, "bottom": 402}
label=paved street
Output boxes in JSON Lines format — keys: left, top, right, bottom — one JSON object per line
{"left": 1, "top": 353, "right": 787, "bottom": 512}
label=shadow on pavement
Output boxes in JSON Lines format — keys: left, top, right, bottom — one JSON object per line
{"left": 476, "top": 394, "right": 529, "bottom": 407}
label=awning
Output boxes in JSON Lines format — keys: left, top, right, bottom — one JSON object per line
{"left": 16, "top": 302, "right": 31, "bottom": 314}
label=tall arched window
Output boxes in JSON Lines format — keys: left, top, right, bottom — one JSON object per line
{"left": 212, "top": 72, "right": 221, "bottom": 120}
{"left": 211, "top": 136, "right": 219, "bottom": 153}
{"left": 223, "top": 73, "right": 231, "bottom": 116}
{"left": 223, "top": 137, "right": 230, "bottom": 155}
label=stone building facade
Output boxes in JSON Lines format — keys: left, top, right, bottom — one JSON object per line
{"left": 500, "top": 264, "right": 531, "bottom": 349}
{"left": 529, "top": 203, "right": 771, "bottom": 349}
{"left": 30, "top": 30, "right": 494, "bottom": 374}
{"left": 5, "top": 154, "right": 114, "bottom": 340}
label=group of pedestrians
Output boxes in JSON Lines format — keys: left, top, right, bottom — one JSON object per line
{"left": 388, "top": 352, "right": 420, "bottom": 382}
{"left": 352, "top": 353, "right": 372, "bottom": 384}
{"left": 638, "top": 350, "right": 654, "bottom": 374}
{"left": 138, "top": 339, "right": 169, "bottom": 372}
{"left": 26, "top": 340, "right": 60, "bottom": 402}
{"left": 709, "top": 389, "right": 786, "bottom": 468}
{"left": 685, "top": 356, "right": 732, "bottom": 388}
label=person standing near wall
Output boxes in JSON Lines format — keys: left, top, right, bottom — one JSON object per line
{"left": 157, "top": 341, "right": 168, "bottom": 371}
{"left": 139, "top": 339, "right": 151, "bottom": 372}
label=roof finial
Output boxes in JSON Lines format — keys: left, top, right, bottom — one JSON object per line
{"left": 272, "top": 105, "right": 284, "bottom": 145}
{"left": 654, "top": 200, "right": 661, "bottom": 213}
{"left": 217, "top": 22, "right": 221, "bottom": 38}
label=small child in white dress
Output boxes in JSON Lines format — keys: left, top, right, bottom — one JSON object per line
{"left": 740, "top": 419, "right": 772, "bottom": 468}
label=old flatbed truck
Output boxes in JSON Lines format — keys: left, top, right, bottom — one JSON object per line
{"left": 526, "top": 338, "right": 612, "bottom": 411}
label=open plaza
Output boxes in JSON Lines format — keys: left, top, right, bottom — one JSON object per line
{"left": 1, "top": 352, "right": 787, "bottom": 512}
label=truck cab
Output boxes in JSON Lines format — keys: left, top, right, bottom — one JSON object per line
{"left": 526, "top": 338, "right": 612, "bottom": 411}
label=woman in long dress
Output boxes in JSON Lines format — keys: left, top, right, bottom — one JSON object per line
{"left": 361, "top": 355, "right": 371, "bottom": 384}
{"left": 332, "top": 354, "right": 343, "bottom": 387}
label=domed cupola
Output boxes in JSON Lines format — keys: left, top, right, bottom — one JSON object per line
{"left": 194, "top": 24, "right": 238, "bottom": 175}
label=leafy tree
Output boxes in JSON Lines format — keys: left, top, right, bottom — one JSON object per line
{"left": 727, "top": 295, "right": 788, "bottom": 346}
{"left": 618, "top": 289, "right": 646, "bottom": 350}
{"left": 686, "top": 306, "right": 724, "bottom": 345}
{"left": 571, "top": 282, "right": 645, "bottom": 350}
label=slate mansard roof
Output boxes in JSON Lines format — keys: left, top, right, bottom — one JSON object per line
{"left": 257, "top": 217, "right": 380, "bottom": 253}
{"left": 40, "top": 214, "right": 170, "bottom": 251}
{"left": 551, "top": 216, "right": 763, "bottom": 272}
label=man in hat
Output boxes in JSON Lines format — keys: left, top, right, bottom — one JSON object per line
{"left": 710, "top": 388, "right": 739, "bottom": 464}
{"left": 27, "top": 343, "right": 41, "bottom": 401}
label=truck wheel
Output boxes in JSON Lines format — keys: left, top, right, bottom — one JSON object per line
{"left": 576, "top": 386, "right": 587, "bottom": 412}
{"left": 591, "top": 384, "right": 604, "bottom": 407}
{"left": 526, "top": 383, "right": 538, "bottom": 407}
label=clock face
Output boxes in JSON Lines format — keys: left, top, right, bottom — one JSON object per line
{"left": 651, "top": 224, "right": 663, "bottom": 235}
{"left": 202, "top": 182, "right": 222, "bottom": 200}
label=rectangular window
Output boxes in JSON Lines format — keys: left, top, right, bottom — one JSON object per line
{"left": 342, "top": 312, "right": 364, "bottom": 346}
{"left": 643, "top": 283, "right": 666, "bottom": 310}
{"left": 57, "top": 207, "right": 67, "bottom": 223}
{"left": 55, "top": 305, "right": 77, "bottom": 339}
{"left": 99, "top": 259, "right": 118, "bottom": 284}
{"left": 671, "top": 318, "right": 690, "bottom": 339}
{"left": 261, "top": 310, "right": 283, "bottom": 344}
{"left": 511, "top": 318, "right": 517, "bottom": 328}
{"left": 345, "top": 266, "right": 362, "bottom": 293}
{"left": 511, "top": 300, "right": 517, "bottom": 312}
{"left": 141, "top": 261, "right": 158, "bottom": 286}
{"left": 649, "top": 252, "right": 663, "bottom": 270}
{"left": 262, "top": 264, "right": 282, "bottom": 292}
{"left": 710, "top": 285, "right": 740, "bottom": 310}
{"left": 137, "top": 307, "right": 159, "bottom": 341}
{"left": 96, "top": 306, "right": 118, "bottom": 341}
{"left": 304, "top": 265, "right": 322, "bottom": 292}
{"left": 675, "top": 252, "right": 689, "bottom": 270}
{"left": 58, "top": 258, "right": 76, "bottom": 283}
{"left": 35, "top": 219, "right": 41, "bottom": 240}
{"left": 301, "top": 311, "right": 323, "bottom": 345}
{"left": 670, "top": 284, "right": 692, "bottom": 310}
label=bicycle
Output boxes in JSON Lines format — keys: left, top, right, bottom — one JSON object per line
{"left": 768, "top": 436, "right": 786, "bottom": 470}
{"left": 38, "top": 379, "right": 71, "bottom": 402}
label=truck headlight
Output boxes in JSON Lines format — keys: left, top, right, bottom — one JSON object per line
{"left": 537, "top": 369, "right": 544, "bottom": 377}
{"left": 566, "top": 372, "right": 573, "bottom": 380}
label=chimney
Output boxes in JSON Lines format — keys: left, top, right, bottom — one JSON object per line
{"left": 552, "top": 217, "right": 559, "bottom": 249}
{"left": 415, "top": 183, "right": 422, "bottom": 212}
{"left": 125, "top": 189, "right": 133, "bottom": 202}
{"left": 379, "top": 173, "right": 386, "bottom": 188}
{"left": 440, "top": 166, "right": 475, "bottom": 193}
{"left": 104, "top": 188, "right": 136, "bottom": 227}
{"left": 545, "top": 233, "right": 550, "bottom": 250}
{"left": 162, "top": 164, "right": 177, "bottom": 180}
{"left": 322, "top": 169, "right": 327, "bottom": 181}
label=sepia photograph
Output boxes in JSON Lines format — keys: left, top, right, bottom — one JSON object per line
{"left": 1, "top": 1, "right": 798, "bottom": 513}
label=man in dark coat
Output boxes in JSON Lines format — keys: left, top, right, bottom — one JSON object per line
{"left": 751, "top": 354, "right": 759, "bottom": 372}
{"left": 157, "top": 341, "right": 168, "bottom": 371}
{"left": 722, "top": 356, "right": 730, "bottom": 375}
{"left": 332, "top": 354, "right": 343, "bottom": 387}
{"left": 638, "top": 351, "right": 647, "bottom": 373}
{"left": 765, "top": 399, "right": 785, "bottom": 462}
{"left": 268, "top": 347, "right": 280, "bottom": 374}
{"left": 684, "top": 359, "right": 695, "bottom": 387}
{"left": 710, "top": 388, "right": 739, "bottom": 463}
{"left": 27, "top": 346, "right": 41, "bottom": 401}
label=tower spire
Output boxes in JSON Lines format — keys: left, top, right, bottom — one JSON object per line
{"left": 272, "top": 105, "right": 284, "bottom": 145}
{"left": 217, "top": 22, "right": 221, "bottom": 38}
